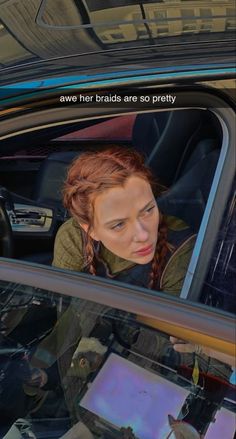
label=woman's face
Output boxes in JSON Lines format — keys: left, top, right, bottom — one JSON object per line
{"left": 88, "top": 176, "right": 159, "bottom": 264}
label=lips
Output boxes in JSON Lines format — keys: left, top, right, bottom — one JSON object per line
{"left": 135, "top": 244, "right": 153, "bottom": 256}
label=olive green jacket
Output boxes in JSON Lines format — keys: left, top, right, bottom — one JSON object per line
{"left": 52, "top": 216, "right": 196, "bottom": 296}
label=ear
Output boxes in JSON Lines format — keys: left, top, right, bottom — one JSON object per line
{"left": 80, "top": 223, "right": 99, "bottom": 241}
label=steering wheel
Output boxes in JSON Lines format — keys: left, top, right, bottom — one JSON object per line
{"left": 0, "top": 188, "right": 14, "bottom": 257}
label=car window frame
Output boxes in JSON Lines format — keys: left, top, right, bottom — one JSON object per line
{"left": 0, "top": 257, "right": 234, "bottom": 358}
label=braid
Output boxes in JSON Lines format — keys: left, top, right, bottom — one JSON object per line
{"left": 148, "top": 216, "right": 170, "bottom": 290}
{"left": 82, "top": 231, "right": 97, "bottom": 276}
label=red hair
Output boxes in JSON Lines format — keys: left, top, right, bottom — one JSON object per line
{"left": 63, "top": 146, "right": 168, "bottom": 289}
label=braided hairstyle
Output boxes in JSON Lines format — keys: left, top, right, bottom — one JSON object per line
{"left": 63, "top": 145, "right": 169, "bottom": 290}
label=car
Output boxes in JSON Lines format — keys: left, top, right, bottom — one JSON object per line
{"left": 0, "top": 1, "right": 235, "bottom": 438}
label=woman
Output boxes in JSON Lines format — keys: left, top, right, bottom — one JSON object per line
{"left": 52, "top": 145, "right": 195, "bottom": 294}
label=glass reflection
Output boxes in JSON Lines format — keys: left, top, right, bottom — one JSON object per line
{"left": 0, "top": 280, "right": 235, "bottom": 438}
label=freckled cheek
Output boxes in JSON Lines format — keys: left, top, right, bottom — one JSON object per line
{"left": 102, "top": 231, "right": 125, "bottom": 246}
{"left": 108, "top": 232, "right": 132, "bottom": 251}
{"left": 113, "top": 234, "right": 130, "bottom": 247}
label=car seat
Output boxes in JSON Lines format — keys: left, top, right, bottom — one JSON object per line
{"left": 33, "top": 110, "right": 217, "bottom": 210}
{"left": 33, "top": 111, "right": 200, "bottom": 208}
{"left": 132, "top": 110, "right": 202, "bottom": 186}
{"left": 32, "top": 151, "right": 81, "bottom": 210}
{"left": 157, "top": 145, "right": 220, "bottom": 232}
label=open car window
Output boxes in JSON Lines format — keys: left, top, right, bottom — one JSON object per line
{"left": 0, "top": 278, "right": 235, "bottom": 439}
{"left": 0, "top": 103, "right": 235, "bottom": 314}
{"left": 0, "top": 102, "right": 234, "bottom": 311}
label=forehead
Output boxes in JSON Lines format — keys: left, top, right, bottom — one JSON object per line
{"left": 93, "top": 176, "right": 153, "bottom": 223}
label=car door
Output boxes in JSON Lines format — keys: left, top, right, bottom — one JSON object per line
{"left": 0, "top": 258, "right": 235, "bottom": 439}
{"left": 0, "top": 75, "right": 235, "bottom": 438}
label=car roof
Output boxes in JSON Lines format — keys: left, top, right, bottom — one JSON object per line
{"left": 0, "top": 0, "right": 235, "bottom": 85}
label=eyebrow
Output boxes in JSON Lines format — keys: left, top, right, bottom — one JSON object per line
{"left": 104, "top": 199, "right": 155, "bottom": 226}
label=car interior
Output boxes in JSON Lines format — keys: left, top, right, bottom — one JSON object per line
{"left": 0, "top": 108, "right": 222, "bottom": 265}
{"left": 2, "top": 106, "right": 234, "bottom": 307}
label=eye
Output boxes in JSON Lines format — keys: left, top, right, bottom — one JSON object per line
{"left": 111, "top": 221, "right": 125, "bottom": 230}
{"left": 145, "top": 205, "right": 155, "bottom": 214}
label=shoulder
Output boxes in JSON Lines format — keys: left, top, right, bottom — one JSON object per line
{"left": 52, "top": 218, "right": 84, "bottom": 271}
{"left": 55, "top": 217, "right": 82, "bottom": 240}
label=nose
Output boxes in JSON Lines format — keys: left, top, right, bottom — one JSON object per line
{"left": 133, "top": 220, "right": 149, "bottom": 242}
